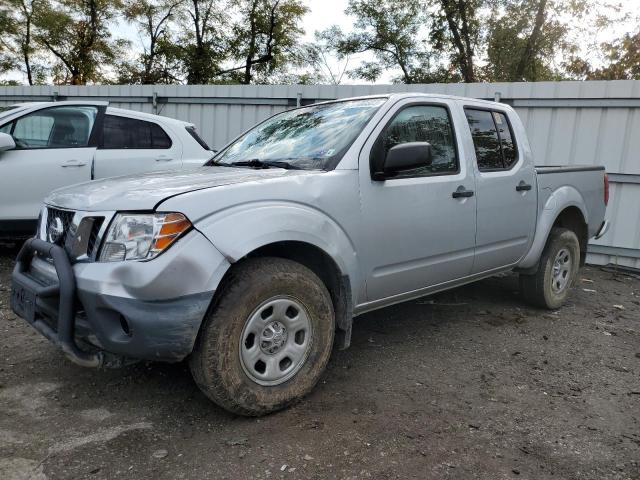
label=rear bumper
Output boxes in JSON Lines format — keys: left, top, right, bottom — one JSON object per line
{"left": 10, "top": 232, "right": 229, "bottom": 367}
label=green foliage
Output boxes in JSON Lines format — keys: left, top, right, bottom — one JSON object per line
{"left": 483, "top": 0, "right": 568, "bottom": 81}
{"left": 0, "top": 6, "right": 19, "bottom": 74}
{"left": 567, "top": 29, "right": 640, "bottom": 80}
{"left": 223, "top": 0, "right": 308, "bottom": 84}
{"left": 117, "top": 0, "right": 183, "bottom": 84}
{"left": 169, "top": 0, "right": 227, "bottom": 84}
{"left": 0, "top": 0, "right": 45, "bottom": 84}
{"left": 325, "top": 0, "right": 450, "bottom": 83}
{"left": 430, "top": 0, "right": 483, "bottom": 82}
{"left": 34, "top": 0, "right": 126, "bottom": 84}
{"left": 0, "top": 0, "right": 638, "bottom": 85}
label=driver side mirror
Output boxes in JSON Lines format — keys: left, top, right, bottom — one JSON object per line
{"left": 377, "top": 142, "right": 432, "bottom": 179}
{"left": 0, "top": 132, "right": 16, "bottom": 152}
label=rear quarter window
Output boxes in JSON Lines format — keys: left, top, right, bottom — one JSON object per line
{"left": 101, "top": 115, "right": 172, "bottom": 149}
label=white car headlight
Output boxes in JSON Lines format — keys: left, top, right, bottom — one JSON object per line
{"left": 99, "top": 212, "right": 192, "bottom": 262}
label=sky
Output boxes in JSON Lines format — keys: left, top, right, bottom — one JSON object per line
{"left": 302, "top": 0, "right": 351, "bottom": 40}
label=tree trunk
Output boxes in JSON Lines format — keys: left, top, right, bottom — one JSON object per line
{"left": 243, "top": 0, "right": 260, "bottom": 84}
{"left": 441, "top": 0, "right": 476, "bottom": 83}
{"left": 23, "top": 22, "right": 33, "bottom": 85}
{"left": 514, "top": 0, "right": 548, "bottom": 80}
{"left": 70, "top": 70, "right": 81, "bottom": 85}
{"left": 20, "top": 2, "right": 33, "bottom": 85}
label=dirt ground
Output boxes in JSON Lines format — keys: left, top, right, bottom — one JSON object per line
{"left": 0, "top": 244, "right": 638, "bottom": 480}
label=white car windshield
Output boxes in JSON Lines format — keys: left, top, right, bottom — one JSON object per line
{"left": 211, "top": 98, "right": 387, "bottom": 170}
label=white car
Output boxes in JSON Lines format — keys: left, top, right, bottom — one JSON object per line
{"left": 0, "top": 101, "right": 213, "bottom": 237}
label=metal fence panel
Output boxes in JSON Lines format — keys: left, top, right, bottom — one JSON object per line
{"left": 1, "top": 81, "right": 639, "bottom": 268}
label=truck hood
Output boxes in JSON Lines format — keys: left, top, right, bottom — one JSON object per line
{"left": 46, "top": 166, "right": 322, "bottom": 212}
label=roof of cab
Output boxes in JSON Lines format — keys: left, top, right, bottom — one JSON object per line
{"left": 9, "top": 100, "right": 193, "bottom": 127}
{"left": 313, "top": 92, "right": 507, "bottom": 109}
{"left": 106, "top": 107, "right": 193, "bottom": 127}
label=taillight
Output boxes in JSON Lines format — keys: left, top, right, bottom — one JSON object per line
{"left": 604, "top": 173, "right": 609, "bottom": 206}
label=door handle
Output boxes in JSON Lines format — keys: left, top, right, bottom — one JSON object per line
{"left": 155, "top": 156, "right": 173, "bottom": 162}
{"left": 61, "top": 160, "right": 86, "bottom": 168}
{"left": 516, "top": 182, "right": 532, "bottom": 192}
{"left": 452, "top": 186, "right": 474, "bottom": 198}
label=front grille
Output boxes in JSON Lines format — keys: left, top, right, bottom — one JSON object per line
{"left": 87, "top": 217, "right": 104, "bottom": 257}
{"left": 45, "top": 207, "right": 75, "bottom": 245}
{"left": 41, "top": 207, "right": 107, "bottom": 261}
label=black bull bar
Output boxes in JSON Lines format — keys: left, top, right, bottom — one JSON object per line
{"left": 11, "top": 238, "right": 103, "bottom": 367}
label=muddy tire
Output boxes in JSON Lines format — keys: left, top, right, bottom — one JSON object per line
{"left": 189, "top": 257, "right": 335, "bottom": 416}
{"left": 520, "top": 228, "right": 580, "bottom": 309}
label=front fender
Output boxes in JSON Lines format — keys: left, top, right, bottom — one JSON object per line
{"left": 518, "top": 185, "right": 588, "bottom": 270}
{"left": 195, "top": 201, "right": 362, "bottom": 294}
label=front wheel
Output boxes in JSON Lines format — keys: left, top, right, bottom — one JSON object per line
{"left": 520, "top": 227, "right": 580, "bottom": 309}
{"left": 189, "top": 257, "right": 335, "bottom": 416}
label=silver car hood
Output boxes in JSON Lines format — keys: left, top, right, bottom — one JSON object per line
{"left": 46, "top": 166, "right": 321, "bottom": 212}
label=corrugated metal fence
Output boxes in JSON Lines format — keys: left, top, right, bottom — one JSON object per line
{"left": 0, "top": 81, "right": 638, "bottom": 269}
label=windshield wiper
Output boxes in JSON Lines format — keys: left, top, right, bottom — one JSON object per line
{"left": 229, "top": 159, "right": 302, "bottom": 170}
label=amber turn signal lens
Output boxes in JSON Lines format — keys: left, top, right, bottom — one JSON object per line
{"left": 151, "top": 213, "right": 191, "bottom": 253}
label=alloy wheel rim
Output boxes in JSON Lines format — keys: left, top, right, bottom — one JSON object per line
{"left": 239, "top": 296, "right": 313, "bottom": 386}
{"left": 551, "top": 248, "right": 572, "bottom": 294}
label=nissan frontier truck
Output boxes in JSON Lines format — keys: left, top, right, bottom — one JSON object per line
{"left": 11, "top": 94, "right": 609, "bottom": 415}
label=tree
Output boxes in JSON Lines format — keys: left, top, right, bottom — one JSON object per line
{"left": 299, "top": 29, "right": 351, "bottom": 85}
{"left": 34, "top": 0, "right": 125, "bottom": 85}
{"left": 0, "top": 0, "right": 45, "bottom": 85}
{"left": 566, "top": 30, "right": 640, "bottom": 80}
{"left": 118, "top": 0, "right": 183, "bottom": 84}
{"left": 431, "top": 0, "right": 481, "bottom": 83}
{"left": 327, "top": 0, "right": 448, "bottom": 84}
{"left": 215, "top": 0, "right": 307, "bottom": 84}
{"left": 483, "top": 0, "right": 622, "bottom": 82}
{"left": 172, "top": 0, "right": 227, "bottom": 84}
{"left": 482, "top": 0, "right": 564, "bottom": 81}
{"left": 0, "top": 4, "right": 20, "bottom": 77}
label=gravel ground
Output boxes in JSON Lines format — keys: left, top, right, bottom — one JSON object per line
{"left": 0, "top": 243, "right": 639, "bottom": 480}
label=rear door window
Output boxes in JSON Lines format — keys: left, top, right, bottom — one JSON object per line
{"left": 465, "top": 108, "right": 518, "bottom": 170}
{"left": 101, "top": 115, "right": 172, "bottom": 149}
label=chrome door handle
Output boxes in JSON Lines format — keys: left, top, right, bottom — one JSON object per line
{"left": 61, "top": 160, "right": 86, "bottom": 168}
{"left": 452, "top": 186, "right": 474, "bottom": 198}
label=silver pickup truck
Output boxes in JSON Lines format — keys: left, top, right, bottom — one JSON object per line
{"left": 10, "top": 94, "right": 609, "bottom": 416}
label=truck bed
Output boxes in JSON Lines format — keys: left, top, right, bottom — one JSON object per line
{"left": 535, "top": 165, "right": 606, "bottom": 239}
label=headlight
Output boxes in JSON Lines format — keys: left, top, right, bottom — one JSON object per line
{"left": 99, "top": 212, "right": 192, "bottom": 262}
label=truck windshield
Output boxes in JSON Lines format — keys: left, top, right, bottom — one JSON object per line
{"left": 210, "top": 98, "right": 387, "bottom": 170}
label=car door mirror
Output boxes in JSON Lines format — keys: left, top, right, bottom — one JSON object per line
{"left": 382, "top": 142, "right": 432, "bottom": 177}
{"left": 0, "top": 132, "right": 16, "bottom": 152}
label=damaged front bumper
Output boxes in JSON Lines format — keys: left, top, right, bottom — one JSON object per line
{"left": 10, "top": 231, "right": 229, "bottom": 367}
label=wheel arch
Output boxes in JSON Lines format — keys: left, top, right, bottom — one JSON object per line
{"left": 518, "top": 186, "right": 589, "bottom": 272}
{"left": 205, "top": 240, "right": 354, "bottom": 350}
{"left": 551, "top": 206, "right": 588, "bottom": 265}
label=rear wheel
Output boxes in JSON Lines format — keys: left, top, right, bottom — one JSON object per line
{"left": 189, "top": 257, "right": 335, "bottom": 416}
{"left": 520, "top": 227, "right": 580, "bottom": 309}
